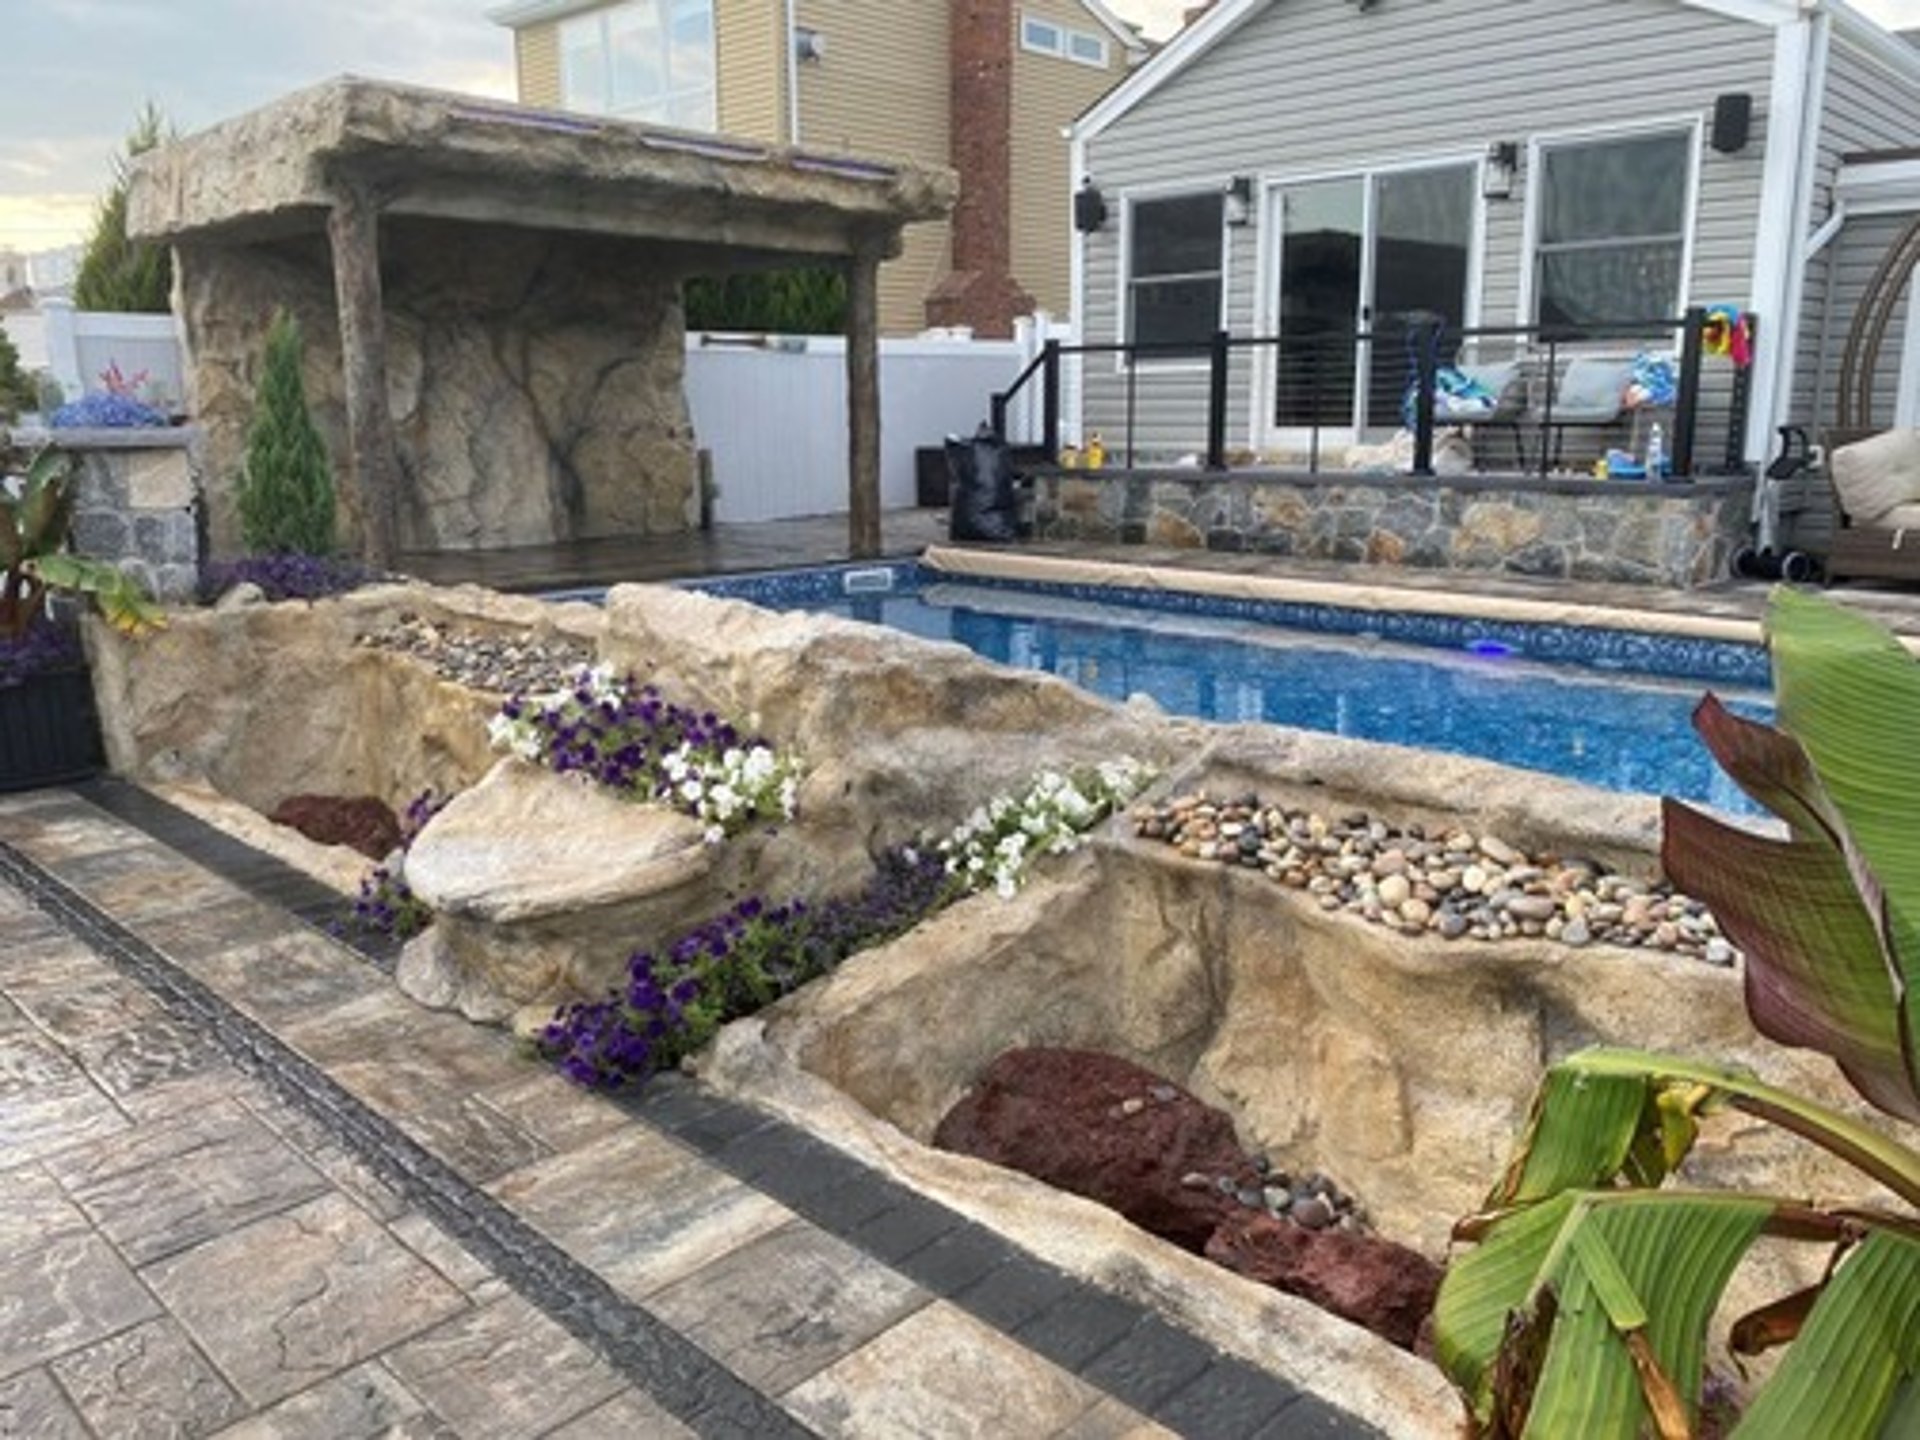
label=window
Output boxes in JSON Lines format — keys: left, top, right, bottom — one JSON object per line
{"left": 1127, "top": 194, "right": 1224, "bottom": 355}
{"left": 1533, "top": 130, "right": 1692, "bottom": 331}
{"left": 560, "top": 0, "right": 716, "bottom": 131}
{"left": 1021, "top": 13, "right": 1110, "bottom": 67}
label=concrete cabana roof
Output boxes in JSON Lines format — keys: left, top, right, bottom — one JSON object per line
{"left": 128, "top": 75, "right": 955, "bottom": 263}
{"left": 127, "top": 77, "right": 957, "bottom": 567}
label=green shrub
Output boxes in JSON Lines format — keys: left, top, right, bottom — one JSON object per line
{"left": 237, "top": 310, "right": 336, "bottom": 555}
{"left": 73, "top": 106, "right": 174, "bottom": 315}
{"left": 0, "top": 327, "right": 35, "bottom": 422}
{"left": 684, "top": 266, "right": 847, "bottom": 334}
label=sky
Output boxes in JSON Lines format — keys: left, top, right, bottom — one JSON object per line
{"left": 2, "top": 0, "right": 1916, "bottom": 255}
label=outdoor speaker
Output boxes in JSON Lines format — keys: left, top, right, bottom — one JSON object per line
{"left": 1712, "top": 93, "right": 1752, "bottom": 154}
{"left": 1074, "top": 184, "right": 1108, "bottom": 234}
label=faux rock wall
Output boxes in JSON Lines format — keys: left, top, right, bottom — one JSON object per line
{"left": 1037, "top": 472, "right": 1754, "bottom": 588}
{"left": 174, "top": 219, "right": 697, "bottom": 555}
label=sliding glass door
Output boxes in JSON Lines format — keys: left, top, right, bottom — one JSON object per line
{"left": 1269, "top": 162, "right": 1477, "bottom": 436}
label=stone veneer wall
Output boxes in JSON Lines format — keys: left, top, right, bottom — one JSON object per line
{"left": 1035, "top": 471, "right": 1755, "bottom": 589}
{"left": 40, "top": 428, "right": 204, "bottom": 605}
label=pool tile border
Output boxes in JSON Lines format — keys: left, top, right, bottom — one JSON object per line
{"left": 685, "top": 558, "right": 1770, "bottom": 686}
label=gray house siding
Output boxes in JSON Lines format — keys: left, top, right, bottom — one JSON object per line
{"left": 1081, "top": 0, "right": 1775, "bottom": 460}
{"left": 1781, "top": 29, "right": 1920, "bottom": 552}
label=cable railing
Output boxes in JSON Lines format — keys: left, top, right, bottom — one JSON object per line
{"left": 991, "top": 307, "right": 1756, "bottom": 482}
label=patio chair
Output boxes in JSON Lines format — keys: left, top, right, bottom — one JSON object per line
{"left": 1824, "top": 428, "right": 1920, "bottom": 584}
{"left": 1450, "top": 359, "right": 1528, "bottom": 470}
{"left": 1528, "top": 357, "right": 1635, "bottom": 472}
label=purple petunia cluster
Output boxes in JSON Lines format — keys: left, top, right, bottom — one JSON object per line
{"left": 491, "top": 669, "right": 742, "bottom": 794}
{"left": 199, "top": 553, "right": 374, "bottom": 604}
{"left": 538, "top": 848, "right": 954, "bottom": 1090}
{"left": 347, "top": 788, "right": 447, "bottom": 941}
{"left": 0, "top": 616, "right": 85, "bottom": 688}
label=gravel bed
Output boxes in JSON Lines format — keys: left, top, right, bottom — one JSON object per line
{"left": 1134, "top": 793, "right": 1736, "bottom": 965}
{"left": 355, "top": 614, "right": 595, "bottom": 695}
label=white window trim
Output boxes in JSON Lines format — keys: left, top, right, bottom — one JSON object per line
{"left": 1114, "top": 183, "right": 1231, "bottom": 375}
{"left": 1020, "top": 12, "right": 1110, "bottom": 69}
{"left": 1248, "top": 153, "right": 1489, "bottom": 449}
{"left": 1517, "top": 116, "right": 1705, "bottom": 339}
{"left": 559, "top": 0, "right": 718, "bottom": 130}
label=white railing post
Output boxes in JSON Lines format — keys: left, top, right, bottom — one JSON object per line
{"left": 40, "top": 295, "right": 83, "bottom": 403}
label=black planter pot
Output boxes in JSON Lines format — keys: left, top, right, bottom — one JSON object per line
{"left": 0, "top": 666, "right": 105, "bottom": 793}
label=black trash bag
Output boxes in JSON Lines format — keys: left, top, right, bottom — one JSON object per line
{"left": 947, "top": 426, "right": 1019, "bottom": 543}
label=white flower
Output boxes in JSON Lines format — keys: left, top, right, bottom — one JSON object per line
{"left": 995, "top": 871, "right": 1018, "bottom": 900}
{"left": 703, "top": 824, "right": 725, "bottom": 846}
{"left": 681, "top": 778, "right": 704, "bottom": 803}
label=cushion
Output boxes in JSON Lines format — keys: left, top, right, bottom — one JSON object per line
{"left": 1549, "top": 360, "right": 1632, "bottom": 421}
{"left": 1829, "top": 429, "right": 1920, "bottom": 524}
{"left": 1876, "top": 502, "right": 1920, "bottom": 533}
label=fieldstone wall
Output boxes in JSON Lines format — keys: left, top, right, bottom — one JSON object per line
{"left": 49, "top": 428, "right": 204, "bottom": 604}
{"left": 1036, "top": 471, "right": 1755, "bottom": 588}
{"left": 174, "top": 219, "right": 697, "bottom": 556}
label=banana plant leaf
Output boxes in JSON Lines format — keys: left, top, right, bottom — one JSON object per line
{"left": 1439, "top": 1188, "right": 1774, "bottom": 1438}
{"left": 1769, "top": 588, "right": 1920, "bottom": 967}
{"left": 1661, "top": 591, "right": 1920, "bottom": 1122}
{"left": 28, "top": 554, "right": 166, "bottom": 637}
{"left": 1437, "top": 1050, "right": 1920, "bottom": 1437}
{"left": 1731, "top": 1229, "right": 1920, "bottom": 1440}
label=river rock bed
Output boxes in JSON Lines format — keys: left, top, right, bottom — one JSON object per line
{"left": 1133, "top": 793, "right": 1737, "bottom": 964}
{"left": 355, "top": 614, "right": 595, "bottom": 696}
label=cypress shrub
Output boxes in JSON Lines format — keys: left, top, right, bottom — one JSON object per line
{"left": 73, "top": 107, "right": 174, "bottom": 315}
{"left": 238, "top": 311, "right": 336, "bottom": 555}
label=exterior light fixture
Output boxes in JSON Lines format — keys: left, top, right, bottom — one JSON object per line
{"left": 794, "top": 26, "right": 826, "bottom": 62}
{"left": 1483, "top": 141, "right": 1519, "bottom": 201}
{"left": 1224, "top": 175, "right": 1254, "bottom": 226}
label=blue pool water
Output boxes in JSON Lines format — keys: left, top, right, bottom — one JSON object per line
{"left": 672, "top": 563, "right": 1770, "bottom": 813}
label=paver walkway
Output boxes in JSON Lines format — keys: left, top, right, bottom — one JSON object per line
{"left": 0, "top": 783, "right": 1372, "bottom": 1439}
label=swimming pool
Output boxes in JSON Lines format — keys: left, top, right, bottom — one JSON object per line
{"left": 668, "top": 561, "right": 1770, "bottom": 812}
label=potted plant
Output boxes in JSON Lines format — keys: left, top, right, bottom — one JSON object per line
{"left": 1, "top": 444, "right": 163, "bottom": 791}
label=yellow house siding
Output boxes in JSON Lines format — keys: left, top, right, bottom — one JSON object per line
{"left": 716, "top": 0, "right": 787, "bottom": 142}
{"left": 516, "top": 22, "right": 563, "bottom": 108}
{"left": 1012, "top": 1, "right": 1127, "bottom": 317}
{"left": 794, "top": 0, "right": 952, "bottom": 332}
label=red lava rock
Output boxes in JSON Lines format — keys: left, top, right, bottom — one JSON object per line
{"left": 931, "top": 1047, "right": 1260, "bottom": 1252}
{"left": 1205, "top": 1209, "right": 1442, "bottom": 1352}
{"left": 268, "top": 794, "right": 403, "bottom": 861}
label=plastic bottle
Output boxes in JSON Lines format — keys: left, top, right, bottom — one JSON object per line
{"left": 1645, "top": 422, "right": 1666, "bottom": 481}
{"left": 1086, "top": 432, "right": 1106, "bottom": 470}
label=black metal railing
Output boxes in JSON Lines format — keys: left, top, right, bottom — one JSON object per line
{"left": 990, "top": 307, "right": 1756, "bottom": 482}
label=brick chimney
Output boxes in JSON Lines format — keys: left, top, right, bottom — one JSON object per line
{"left": 925, "top": 0, "right": 1034, "bottom": 337}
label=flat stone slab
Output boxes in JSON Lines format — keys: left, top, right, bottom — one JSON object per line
{"left": 405, "top": 758, "right": 711, "bottom": 923}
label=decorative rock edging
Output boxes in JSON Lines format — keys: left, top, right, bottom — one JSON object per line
{"left": 1133, "top": 793, "right": 1737, "bottom": 965}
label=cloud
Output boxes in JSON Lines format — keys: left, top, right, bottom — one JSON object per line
{"left": 0, "top": 194, "right": 98, "bottom": 254}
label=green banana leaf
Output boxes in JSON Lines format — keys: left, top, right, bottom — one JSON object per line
{"left": 1439, "top": 1188, "right": 1773, "bottom": 1437}
{"left": 1769, "top": 588, "right": 1920, "bottom": 968}
{"left": 28, "top": 553, "right": 166, "bottom": 636}
{"left": 1660, "top": 591, "right": 1920, "bottom": 1122}
{"left": 1732, "top": 1229, "right": 1920, "bottom": 1440}
{"left": 1437, "top": 1050, "right": 1920, "bottom": 1438}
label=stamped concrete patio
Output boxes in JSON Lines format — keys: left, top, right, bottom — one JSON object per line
{"left": 0, "top": 782, "right": 1364, "bottom": 1439}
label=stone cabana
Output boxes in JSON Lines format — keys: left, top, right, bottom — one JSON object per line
{"left": 128, "top": 77, "right": 954, "bottom": 565}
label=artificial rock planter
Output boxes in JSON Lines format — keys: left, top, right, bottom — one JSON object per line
{"left": 397, "top": 757, "right": 863, "bottom": 1030}
{"left": 0, "top": 668, "right": 105, "bottom": 792}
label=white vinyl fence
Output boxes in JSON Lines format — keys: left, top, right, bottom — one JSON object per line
{"left": 683, "top": 330, "right": 1039, "bottom": 523}
{"left": 5, "top": 300, "right": 1071, "bottom": 523}
{"left": 2, "top": 297, "right": 186, "bottom": 413}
